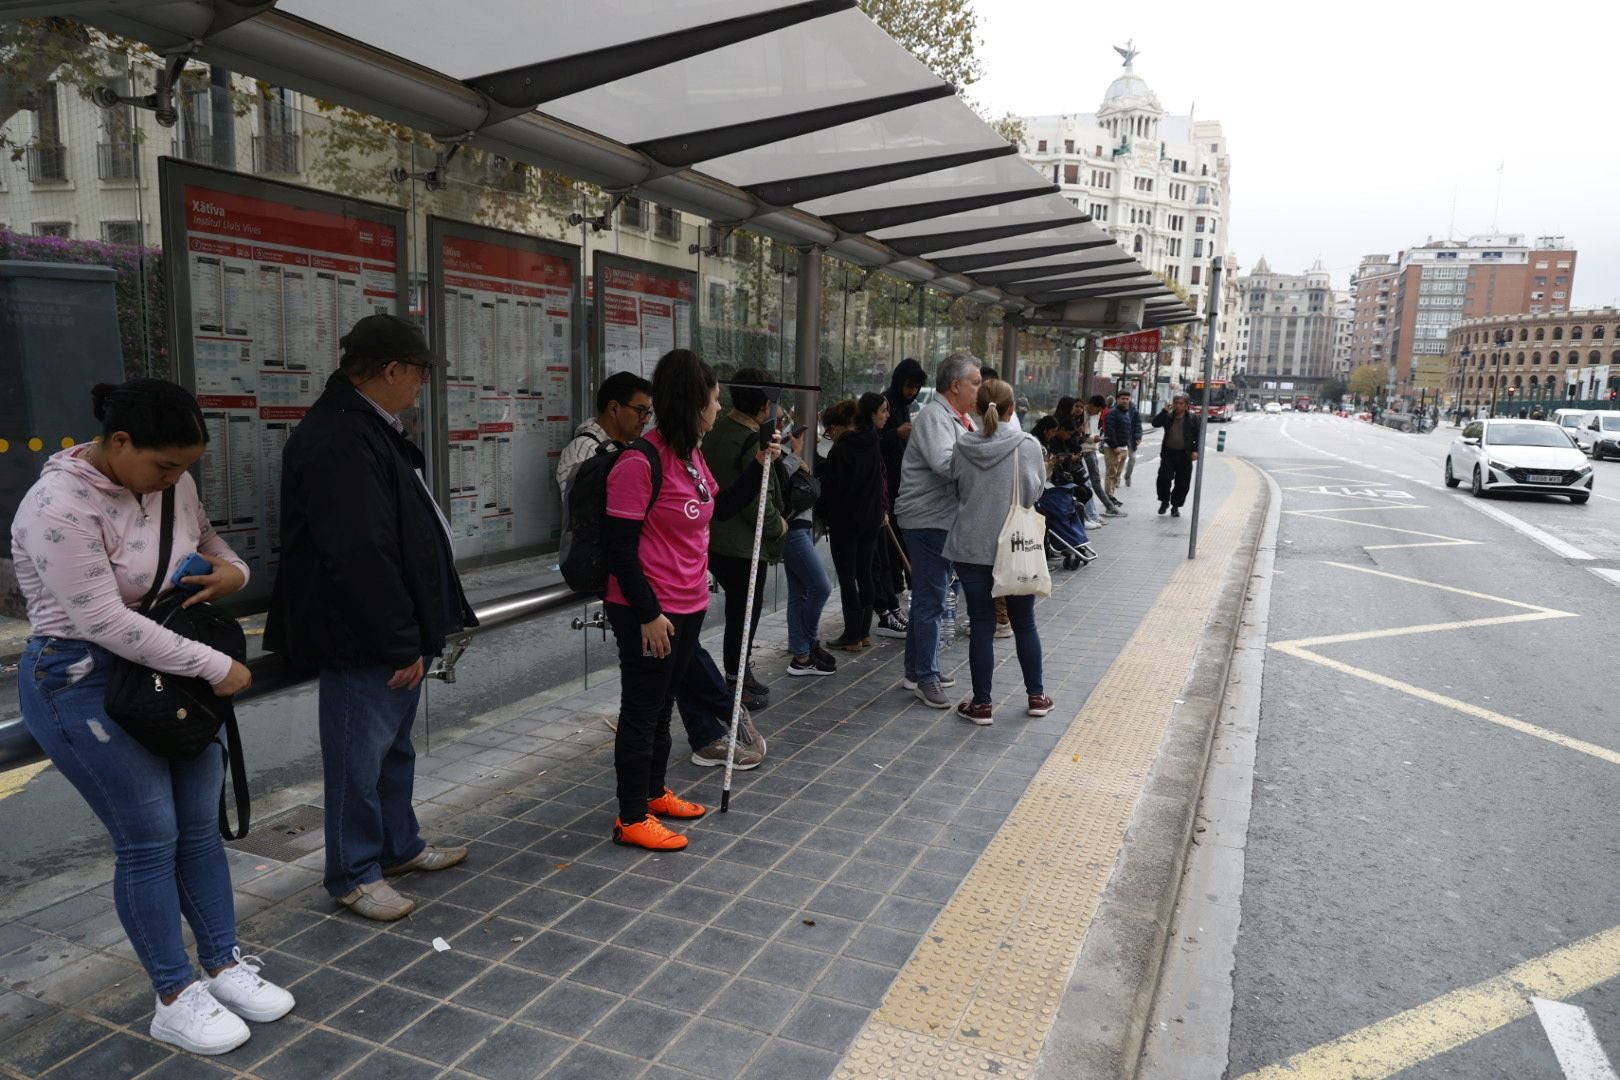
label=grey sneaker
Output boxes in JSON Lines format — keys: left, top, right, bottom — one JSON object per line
{"left": 993, "top": 623, "right": 1013, "bottom": 640}
{"left": 914, "top": 680, "right": 950, "bottom": 709}
{"left": 902, "top": 674, "right": 956, "bottom": 690}
{"left": 384, "top": 844, "right": 468, "bottom": 876}
{"left": 338, "top": 880, "right": 415, "bottom": 922}
{"left": 691, "top": 737, "right": 763, "bottom": 770}
{"left": 737, "top": 707, "right": 767, "bottom": 757}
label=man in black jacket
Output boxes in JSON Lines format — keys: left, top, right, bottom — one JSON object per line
{"left": 266, "top": 314, "right": 477, "bottom": 922}
{"left": 1150, "top": 393, "right": 1201, "bottom": 517}
{"left": 875, "top": 358, "right": 925, "bottom": 634}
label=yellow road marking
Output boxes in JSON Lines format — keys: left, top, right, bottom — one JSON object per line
{"left": 1234, "top": 922, "right": 1620, "bottom": 1079}
{"left": 0, "top": 760, "right": 49, "bottom": 802}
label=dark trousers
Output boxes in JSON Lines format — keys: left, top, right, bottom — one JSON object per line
{"left": 1157, "top": 448, "right": 1194, "bottom": 507}
{"left": 711, "top": 552, "right": 767, "bottom": 680}
{"left": 674, "top": 645, "right": 729, "bottom": 752}
{"left": 605, "top": 603, "right": 705, "bottom": 822}
{"left": 829, "top": 526, "right": 878, "bottom": 637}
{"left": 872, "top": 528, "right": 899, "bottom": 613}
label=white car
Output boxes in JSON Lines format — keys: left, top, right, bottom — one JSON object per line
{"left": 1584, "top": 412, "right": 1620, "bottom": 460}
{"left": 1445, "top": 419, "right": 1593, "bottom": 504}
{"left": 1263, "top": 402, "right": 1282, "bottom": 415}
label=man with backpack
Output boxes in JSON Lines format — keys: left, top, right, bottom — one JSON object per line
{"left": 556, "top": 371, "right": 652, "bottom": 491}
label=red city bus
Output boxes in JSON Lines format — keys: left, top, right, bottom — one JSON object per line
{"left": 1188, "top": 379, "right": 1235, "bottom": 422}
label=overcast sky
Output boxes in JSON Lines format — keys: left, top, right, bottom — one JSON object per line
{"left": 972, "top": 0, "right": 1620, "bottom": 308}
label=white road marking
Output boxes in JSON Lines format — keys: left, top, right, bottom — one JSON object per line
{"left": 1467, "top": 500, "right": 1594, "bottom": 560}
{"left": 1533, "top": 997, "right": 1620, "bottom": 1080}
{"left": 1589, "top": 568, "right": 1620, "bottom": 588}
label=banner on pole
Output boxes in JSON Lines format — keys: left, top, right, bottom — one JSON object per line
{"left": 1102, "top": 329, "right": 1161, "bottom": 353}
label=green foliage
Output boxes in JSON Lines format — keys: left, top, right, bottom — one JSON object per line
{"left": 859, "top": 0, "right": 984, "bottom": 89}
{"left": 1348, "top": 363, "right": 1386, "bottom": 398}
{"left": 1319, "top": 378, "right": 1347, "bottom": 402}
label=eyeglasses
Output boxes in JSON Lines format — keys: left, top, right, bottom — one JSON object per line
{"left": 393, "top": 359, "right": 434, "bottom": 380}
{"left": 624, "top": 403, "right": 653, "bottom": 419}
{"left": 681, "top": 460, "right": 711, "bottom": 504}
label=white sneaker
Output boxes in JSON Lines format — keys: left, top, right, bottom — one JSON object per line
{"left": 202, "top": 948, "right": 296, "bottom": 1023}
{"left": 150, "top": 981, "right": 251, "bottom": 1056}
{"left": 993, "top": 624, "right": 1013, "bottom": 640}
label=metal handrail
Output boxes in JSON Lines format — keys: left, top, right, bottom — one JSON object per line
{"left": 0, "top": 581, "right": 591, "bottom": 771}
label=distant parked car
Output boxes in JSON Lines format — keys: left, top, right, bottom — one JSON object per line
{"left": 1445, "top": 419, "right": 1592, "bottom": 503}
{"left": 1263, "top": 402, "right": 1282, "bottom": 415}
{"left": 1553, "top": 408, "right": 1595, "bottom": 452}
{"left": 1587, "top": 412, "right": 1620, "bottom": 460}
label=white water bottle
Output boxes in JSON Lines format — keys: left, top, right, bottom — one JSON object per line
{"left": 942, "top": 580, "right": 959, "bottom": 641}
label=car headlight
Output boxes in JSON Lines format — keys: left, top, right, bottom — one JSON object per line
{"left": 1488, "top": 459, "right": 1513, "bottom": 472}
{"left": 1578, "top": 465, "right": 1593, "bottom": 477}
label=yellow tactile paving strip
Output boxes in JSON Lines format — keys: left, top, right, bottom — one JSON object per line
{"left": 837, "top": 458, "right": 1260, "bottom": 1079}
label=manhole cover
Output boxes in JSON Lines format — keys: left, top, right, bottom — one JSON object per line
{"left": 227, "top": 803, "right": 325, "bottom": 863}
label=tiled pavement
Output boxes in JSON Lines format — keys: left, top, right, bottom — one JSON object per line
{"left": 0, "top": 463, "right": 1237, "bottom": 1079}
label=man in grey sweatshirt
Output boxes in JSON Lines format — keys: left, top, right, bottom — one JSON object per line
{"left": 893, "top": 352, "right": 982, "bottom": 708}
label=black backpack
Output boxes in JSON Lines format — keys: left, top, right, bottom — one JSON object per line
{"left": 560, "top": 437, "right": 661, "bottom": 594}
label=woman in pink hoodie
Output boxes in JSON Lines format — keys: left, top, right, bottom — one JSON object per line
{"left": 11, "top": 380, "right": 293, "bottom": 1056}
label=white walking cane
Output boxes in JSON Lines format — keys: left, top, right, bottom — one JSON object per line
{"left": 720, "top": 428, "right": 775, "bottom": 813}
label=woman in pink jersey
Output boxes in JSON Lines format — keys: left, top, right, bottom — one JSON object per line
{"left": 601, "top": 350, "right": 778, "bottom": 850}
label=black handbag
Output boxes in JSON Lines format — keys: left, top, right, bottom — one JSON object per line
{"left": 102, "top": 487, "right": 251, "bottom": 839}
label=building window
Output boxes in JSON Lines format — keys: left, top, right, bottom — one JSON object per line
{"left": 97, "top": 74, "right": 139, "bottom": 181}
{"left": 1571, "top": 326, "right": 1583, "bottom": 340}
{"left": 1063, "top": 164, "right": 1079, "bottom": 185}
{"left": 254, "top": 87, "right": 300, "bottom": 174}
{"left": 32, "top": 221, "right": 72, "bottom": 238}
{"left": 100, "top": 221, "right": 142, "bottom": 246}
{"left": 653, "top": 204, "right": 680, "bottom": 240}
{"left": 1535, "top": 328, "right": 1545, "bottom": 341}
{"left": 1064, "top": 139, "right": 1074, "bottom": 153}
{"left": 1191, "top": 265, "right": 1202, "bottom": 285}
{"left": 1133, "top": 235, "right": 1144, "bottom": 254}
{"left": 1037, "top": 139, "right": 1047, "bottom": 152}
{"left": 619, "top": 196, "right": 646, "bottom": 229}
{"left": 27, "top": 82, "right": 67, "bottom": 183}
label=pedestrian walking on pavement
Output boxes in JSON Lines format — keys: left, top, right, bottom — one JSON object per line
{"left": 706, "top": 367, "right": 789, "bottom": 702}
{"left": 822, "top": 392, "right": 890, "bottom": 651}
{"left": 14, "top": 379, "right": 294, "bottom": 1055}
{"left": 1103, "top": 389, "right": 1142, "bottom": 501}
{"left": 1082, "top": 396, "right": 1125, "bottom": 519}
{"left": 1150, "top": 393, "right": 1201, "bottom": 518}
{"left": 600, "top": 349, "right": 779, "bottom": 851}
{"left": 895, "top": 352, "right": 982, "bottom": 708}
{"left": 269, "top": 314, "right": 477, "bottom": 923}
{"left": 945, "top": 378, "right": 1053, "bottom": 725}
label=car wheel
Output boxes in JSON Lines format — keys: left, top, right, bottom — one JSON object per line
{"left": 1571, "top": 494, "right": 1590, "bottom": 505}
{"left": 1471, "top": 466, "right": 1485, "bottom": 498}
{"left": 1444, "top": 458, "right": 1460, "bottom": 488}
{"left": 1597, "top": 444, "right": 1608, "bottom": 462}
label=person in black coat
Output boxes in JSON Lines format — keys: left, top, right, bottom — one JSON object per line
{"left": 266, "top": 315, "right": 476, "bottom": 922}
{"left": 821, "top": 393, "right": 889, "bottom": 650}
{"left": 1149, "top": 393, "right": 1202, "bottom": 517}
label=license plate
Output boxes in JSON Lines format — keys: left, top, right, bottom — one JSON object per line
{"left": 1527, "top": 473, "right": 1562, "bottom": 483}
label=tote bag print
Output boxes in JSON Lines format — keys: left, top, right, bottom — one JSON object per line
{"left": 992, "top": 439, "right": 1051, "bottom": 598}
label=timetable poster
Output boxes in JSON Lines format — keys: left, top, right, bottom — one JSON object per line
{"left": 430, "top": 218, "right": 580, "bottom": 562}
{"left": 162, "top": 161, "right": 406, "bottom": 609}
{"left": 593, "top": 253, "right": 696, "bottom": 381}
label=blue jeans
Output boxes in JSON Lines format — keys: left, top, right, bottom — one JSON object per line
{"left": 782, "top": 525, "right": 832, "bottom": 656}
{"left": 902, "top": 527, "right": 953, "bottom": 684}
{"left": 20, "top": 638, "right": 238, "bottom": 997}
{"left": 319, "top": 665, "right": 426, "bottom": 897}
{"left": 954, "top": 563, "right": 1043, "bottom": 705}
{"left": 675, "top": 646, "right": 730, "bottom": 751}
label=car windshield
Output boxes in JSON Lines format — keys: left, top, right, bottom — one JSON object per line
{"left": 1486, "top": 424, "right": 1574, "bottom": 448}
{"left": 1559, "top": 416, "right": 1582, "bottom": 428}
{"left": 1604, "top": 417, "right": 1620, "bottom": 432}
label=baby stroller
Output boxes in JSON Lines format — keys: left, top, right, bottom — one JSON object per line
{"left": 1036, "top": 465, "right": 1097, "bottom": 571}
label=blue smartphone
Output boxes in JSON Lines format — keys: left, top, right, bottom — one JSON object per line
{"left": 170, "top": 552, "right": 212, "bottom": 593}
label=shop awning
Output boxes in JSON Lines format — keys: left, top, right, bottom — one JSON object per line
{"left": 4, "top": 0, "right": 1194, "bottom": 323}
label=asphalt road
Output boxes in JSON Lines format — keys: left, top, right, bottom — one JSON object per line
{"left": 1170, "top": 412, "right": 1620, "bottom": 1079}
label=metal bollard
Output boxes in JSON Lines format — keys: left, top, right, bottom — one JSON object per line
{"left": 1217, "top": 429, "right": 1227, "bottom": 452}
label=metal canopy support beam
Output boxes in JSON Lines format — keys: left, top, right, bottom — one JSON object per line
{"left": 930, "top": 238, "right": 1116, "bottom": 274}
{"left": 469, "top": 0, "right": 855, "bottom": 110}
{"left": 1081, "top": 335, "right": 1098, "bottom": 398}
{"left": 884, "top": 217, "right": 1082, "bottom": 257}
{"left": 1026, "top": 284, "right": 1168, "bottom": 305}
{"left": 794, "top": 246, "right": 824, "bottom": 429}
{"left": 633, "top": 83, "right": 957, "bottom": 168}
{"left": 823, "top": 184, "right": 1059, "bottom": 235}
{"left": 1001, "top": 270, "right": 1149, "bottom": 296}
{"left": 973, "top": 255, "right": 1137, "bottom": 287}
{"left": 744, "top": 143, "right": 1017, "bottom": 207}
{"left": 1000, "top": 319, "right": 1019, "bottom": 386}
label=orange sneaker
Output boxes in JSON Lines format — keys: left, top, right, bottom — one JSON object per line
{"left": 646, "top": 788, "right": 707, "bottom": 820}
{"left": 613, "top": 815, "right": 688, "bottom": 851}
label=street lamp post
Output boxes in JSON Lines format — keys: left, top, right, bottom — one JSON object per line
{"left": 1487, "top": 328, "right": 1508, "bottom": 417}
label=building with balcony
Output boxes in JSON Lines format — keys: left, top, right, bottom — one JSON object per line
{"left": 1447, "top": 309, "right": 1620, "bottom": 412}
{"left": 1019, "top": 44, "right": 1233, "bottom": 369}
{"left": 1231, "top": 258, "right": 1337, "bottom": 397}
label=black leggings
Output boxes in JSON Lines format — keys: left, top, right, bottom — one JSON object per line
{"left": 605, "top": 604, "right": 704, "bottom": 823}
{"left": 829, "top": 527, "right": 879, "bottom": 635}
{"left": 710, "top": 552, "right": 767, "bottom": 680}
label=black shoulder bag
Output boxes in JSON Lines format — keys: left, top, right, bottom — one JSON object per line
{"left": 102, "top": 486, "right": 251, "bottom": 840}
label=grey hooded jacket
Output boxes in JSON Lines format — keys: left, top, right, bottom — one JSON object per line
{"left": 894, "top": 396, "right": 972, "bottom": 532}
{"left": 942, "top": 425, "right": 1046, "bottom": 566}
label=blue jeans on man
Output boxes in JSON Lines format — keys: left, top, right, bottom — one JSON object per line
{"left": 20, "top": 638, "right": 239, "bottom": 996}
{"left": 781, "top": 524, "right": 832, "bottom": 657}
{"left": 675, "top": 646, "right": 731, "bottom": 750}
{"left": 319, "top": 665, "right": 427, "bottom": 898}
{"left": 901, "top": 527, "right": 953, "bottom": 685}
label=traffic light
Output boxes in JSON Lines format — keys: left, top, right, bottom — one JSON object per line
{"left": 1610, "top": 389, "right": 1618, "bottom": 402}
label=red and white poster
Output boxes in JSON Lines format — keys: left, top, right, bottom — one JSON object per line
{"left": 1102, "top": 329, "right": 1162, "bottom": 353}
{"left": 599, "top": 262, "right": 694, "bottom": 378}
{"left": 435, "top": 225, "right": 577, "bottom": 558}
{"left": 177, "top": 175, "right": 401, "bottom": 591}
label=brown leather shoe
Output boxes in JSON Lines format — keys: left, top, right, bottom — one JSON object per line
{"left": 383, "top": 845, "right": 469, "bottom": 877}
{"left": 338, "top": 880, "right": 415, "bottom": 922}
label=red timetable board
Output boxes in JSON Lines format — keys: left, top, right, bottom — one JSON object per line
{"left": 429, "top": 217, "right": 580, "bottom": 564}
{"left": 594, "top": 253, "right": 696, "bottom": 381}
{"left": 162, "top": 160, "right": 409, "bottom": 610}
